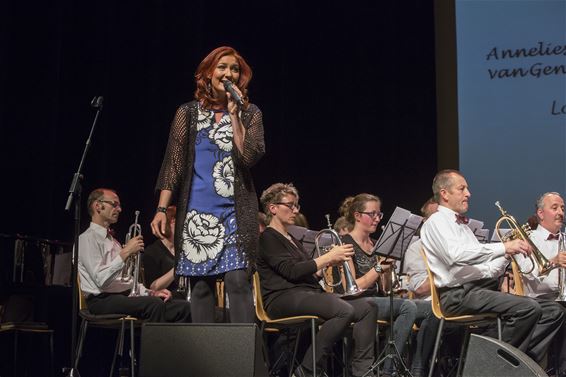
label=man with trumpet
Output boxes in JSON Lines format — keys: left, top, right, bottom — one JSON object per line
{"left": 517, "top": 192, "right": 566, "bottom": 376}
{"left": 78, "top": 188, "right": 191, "bottom": 322}
{"left": 420, "top": 170, "right": 564, "bottom": 369}
{"left": 518, "top": 192, "right": 566, "bottom": 298}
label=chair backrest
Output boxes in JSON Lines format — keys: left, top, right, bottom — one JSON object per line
{"left": 420, "top": 248, "right": 446, "bottom": 320}
{"left": 510, "top": 259, "right": 525, "bottom": 296}
{"left": 252, "top": 272, "right": 272, "bottom": 322}
{"left": 76, "top": 276, "right": 88, "bottom": 311}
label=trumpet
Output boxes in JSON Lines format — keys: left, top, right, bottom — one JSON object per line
{"left": 494, "top": 201, "right": 555, "bottom": 276}
{"left": 377, "top": 259, "right": 402, "bottom": 295}
{"left": 314, "top": 214, "right": 363, "bottom": 297}
{"left": 556, "top": 232, "right": 566, "bottom": 301}
{"left": 121, "top": 210, "right": 143, "bottom": 297}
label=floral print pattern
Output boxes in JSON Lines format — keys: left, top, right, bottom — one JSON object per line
{"left": 213, "top": 156, "right": 234, "bottom": 198}
{"left": 182, "top": 210, "right": 225, "bottom": 263}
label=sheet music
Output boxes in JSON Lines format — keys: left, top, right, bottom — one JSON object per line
{"left": 491, "top": 228, "right": 511, "bottom": 242}
{"left": 466, "top": 218, "right": 484, "bottom": 234}
{"left": 372, "top": 206, "right": 423, "bottom": 260}
{"left": 287, "top": 225, "right": 333, "bottom": 250}
{"left": 475, "top": 229, "right": 490, "bottom": 243}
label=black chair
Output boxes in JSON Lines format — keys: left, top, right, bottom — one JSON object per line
{"left": 74, "top": 279, "right": 140, "bottom": 377}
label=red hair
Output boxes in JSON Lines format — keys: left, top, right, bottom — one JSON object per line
{"left": 194, "top": 46, "right": 253, "bottom": 110}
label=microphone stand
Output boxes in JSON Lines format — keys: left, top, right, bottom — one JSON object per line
{"left": 63, "top": 96, "right": 104, "bottom": 377}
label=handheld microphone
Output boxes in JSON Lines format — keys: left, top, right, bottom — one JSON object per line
{"left": 222, "top": 80, "right": 244, "bottom": 107}
{"left": 90, "top": 96, "right": 104, "bottom": 109}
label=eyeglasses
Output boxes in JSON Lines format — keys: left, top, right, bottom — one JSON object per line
{"left": 276, "top": 202, "right": 301, "bottom": 211}
{"left": 98, "top": 200, "right": 122, "bottom": 209}
{"left": 359, "top": 211, "right": 383, "bottom": 220}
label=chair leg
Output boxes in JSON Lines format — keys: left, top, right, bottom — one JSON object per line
{"left": 110, "top": 320, "right": 126, "bottom": 377}
{"left": 311, "top": 318, "right": 317, "bottom": 377}
{"left": 130, "top": 321, "right": 135, "bottom": 377}
{"left": 456, "top": 328, "right": 471, "bottom": 377}
{"left": 497, "top": 317, "right": 502, "bottom": 340}
{"left": 13, "top": 330, "right": 19, "bottom": 377}
{"left": 427, "top": 318, "right": 445, "bottom": 377}
{"left": 342, "top": 335, "right": 349, "bottom": 377}
{"left": 110, "top": 329, "right": 121, "bottom": 377}
{"left": 49, "top": 331, "right": 55, "bottom": 377}
{"left": 258, "top": 323, "right": 272, "bottom": 373}
{"left": 289, "top": 329, "right": 303, "bottom": 377}
{"left": 74, "top": 319, "right": 88, "bottom": 370}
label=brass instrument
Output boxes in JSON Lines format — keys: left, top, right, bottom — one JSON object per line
{"left": 121, "top": 210, "right": 143, "bottom": 297}
{"left": 556, "top": 232, "right": 566, "bottom": 301}
{"left": 177, "top": 276, "right": 191, "bottom": 301}
{"left": 494, "top": 201, "right": 555, "bottom": 276}
{"left": 314, "top": 214, "right": 363, "bottom": 297}
{"left": 377, "top": 259, "right": 402, "bottom": 295}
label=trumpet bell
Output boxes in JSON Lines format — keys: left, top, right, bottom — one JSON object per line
{"left": 314, "top": 228, "right": 364, "bottom": 297}
{"left": 495, "top": 201, "right": 556, "bottom": 277}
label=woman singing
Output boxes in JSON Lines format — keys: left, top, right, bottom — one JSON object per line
{"left": 151, "top": 46, "right": 265, "bottom": 323}
{"left": 257, "top": 183, "right": 377, "bottom": 377}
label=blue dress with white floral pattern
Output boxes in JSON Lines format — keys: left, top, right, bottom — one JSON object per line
{"left": 175, "top": 105, "right": 247, "bottom": 276}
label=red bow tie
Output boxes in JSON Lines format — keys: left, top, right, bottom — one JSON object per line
{"left": 547, "top": 233, "right": 560, "bottom": 241}
{"left": 455, "top": 214, "right": 469, "bottom": 225}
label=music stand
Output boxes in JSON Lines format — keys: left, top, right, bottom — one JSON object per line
{"left": 362, "top": 207, "right": 423, "bottom": 377}
{"left": 287, "top": 225, "right": 332, "bottom": 258}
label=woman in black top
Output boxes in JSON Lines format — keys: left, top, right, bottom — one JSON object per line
{"left": 339, "top": 194, "right": 436, "bottom": 377}
{"left": 151, "top": 46, "right": 264, "bottom": 323}
{"left": 257, "top": 183, "right": 377, "bottom": 377}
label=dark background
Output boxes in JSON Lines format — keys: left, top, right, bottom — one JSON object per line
{"left": 0, "top": 0, "right": 438, "bottom": 373}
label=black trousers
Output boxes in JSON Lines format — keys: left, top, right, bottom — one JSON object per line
{"left": 267, "top": 289, "right": 377, "bottom": 377}
{"left": 439, "top": 279, "right": 564, "bottom": 364}
{"left": 190, "top": 269, "right": 255, "bottom": 323}
{"left": 87, "top": 292, "right": 191, "bottom": 323}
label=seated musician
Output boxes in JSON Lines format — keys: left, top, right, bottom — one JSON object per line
{"left": 78, "top": 188, "right": 191, "bottom": 322}
{"left": 257, "top": 183, "right": 377, "bottom": 377}
{"left": 518, "top": 192, "right": 566, "bottom": 376}
{"left": 420, "top": 170, "right": 564, "bottom": 369}
{"left": 339, "top": 193, "right": 436, "bottom": 377}
{"left": 404, "top": 197, "right": 438, "bottom": 300}
{"left": 143, "top": 205, "right": 189, "bottom": 301}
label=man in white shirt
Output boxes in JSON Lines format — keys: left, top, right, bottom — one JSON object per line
{"left": 78, "top": 188, "right": 191, "bottom": 322}
{"left": 520, "top": 192, "right": 566, "bottom": 298}
{"left": 520, "top": 192, "right": 566, "bottom": 376}
{"left": 420, "top": 170, "right": 564, "bottom": 367}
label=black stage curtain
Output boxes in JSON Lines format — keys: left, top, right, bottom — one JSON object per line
{"left": 0, "top": 0, "right": 437, "bottom": 243}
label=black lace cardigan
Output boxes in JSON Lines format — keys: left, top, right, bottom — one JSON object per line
{"left": 155, "top": 100, "right": 265, "bottom": 272}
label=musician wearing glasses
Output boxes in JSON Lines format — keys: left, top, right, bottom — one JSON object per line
{"left": 420, "top": 170, "right": 564, "bottom": 368}
{"left": 257, "top": 183, "right": 377, "bottom": 377}
{"left": 151, "top": 46, "right": 264, "bottom": 324}
{"left": 78, "top": 188, "right": 191, "bottom": 322}
{"left": 338, "top": 194, "right": 436, "bottom": 377}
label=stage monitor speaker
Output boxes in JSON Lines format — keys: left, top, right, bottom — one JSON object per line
{"left": 462, "top": 334, "right": 548, "bottom": 377}
{"left": 139, "top": 323, "right": 269, "bottom": 377}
